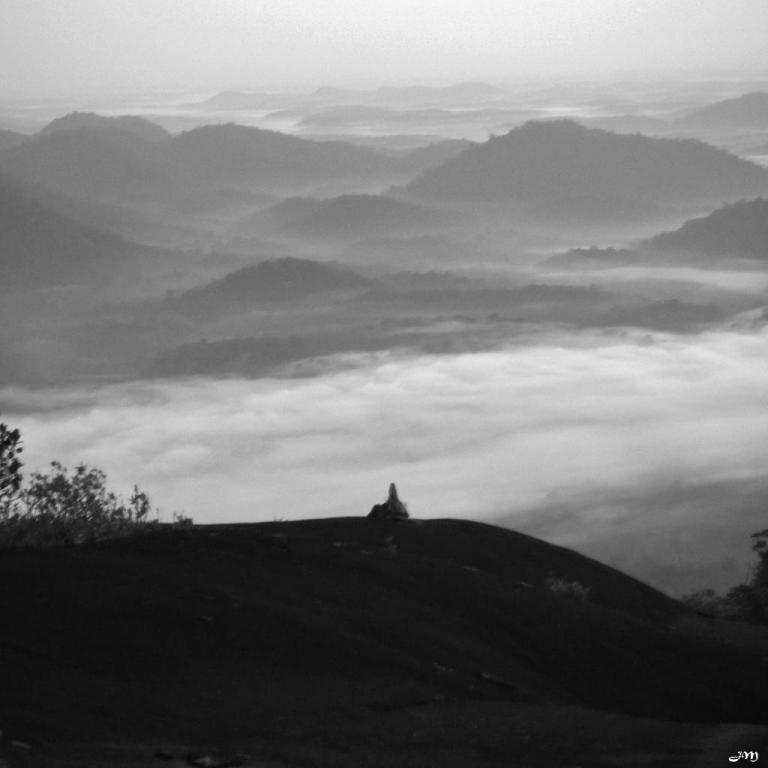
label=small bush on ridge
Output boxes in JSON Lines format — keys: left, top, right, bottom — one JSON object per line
{"left": 680, "top": 529, "right": 768, "bottom": 625}
{"left": 544, "top": 574, "right": 592, "bottom": 602}
{"left": 0, "top": 418, "right": 185, "bottom": 548}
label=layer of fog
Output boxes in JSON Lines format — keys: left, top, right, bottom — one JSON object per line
{"left": 5, "top": 76, "right": 768, "bottom": 147}
{"left": 4, "top": 326, "right": 768, "bottom": 595}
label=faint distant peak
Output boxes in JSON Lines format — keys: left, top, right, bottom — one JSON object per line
{"left": 376, "top": 81, "right": 503, "bottom": 97}
{"left": 311, "top": 82, "right": 505, "bottom": 106}
{"left": 168, "top": 256, "right": 371, "bottom": 319}
{"left": 678, "top": 91, "right": 768, "bottom": 129}
{"left": 506, "top": 117, "right": 596, "bottom": 136}
{"left": 40, "top": 111, "right": 170, "bottom": 143}
{"left": 171, "top": 121, "right": 288, "bottom": 145}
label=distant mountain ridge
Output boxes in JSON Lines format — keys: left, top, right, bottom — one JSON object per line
{"left": 0, "top": 118, "right": 399, "bottom": 206}
{"left": 647, "top": 197, "right": 768, "bottom": 259}
{"left": 246, "top": 194, "right": 448, "bottom": 238}
{"left": 0, "top": 127, "right": 189, "bottom": 204}
{"left": 168, "top": 256, "right": 371, "bottom": 318}
{"left": 403, "top": 119, "right": 768, "bottom": 220}
{"left": 165, "top": 123, "right": 394, "bottom": 187}
{"left": 678, "top": 92, "right": 768, "bottom": 129}
{"left": 0, "top": 174, "right": 156, "bottom": 290}
{"left": 40, "top": 111, "right": 171, "bottom": 143}
{"left": 204, "top": 81, "right": 505, "bottom": 109}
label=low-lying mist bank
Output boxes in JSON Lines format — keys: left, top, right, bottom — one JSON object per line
{"left": 3, "top": 326, "right": 768, "bottom": 596}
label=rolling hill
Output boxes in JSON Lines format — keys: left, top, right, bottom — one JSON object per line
{"left": 647, "top": 197, "right": 768, "bottom": 259}
{"left": 0, "top": 119, "right": 400, "bottom": 206}
{"left": 168, "top": 256, "right": 371, "bottom": 318}
{"left": 246, "top": 194, "right": 449, "bottom": 238}
{"left": 40, "top": 111, "right": 171, "bottom": 143}
{"left": 678, "top": 92, "right": 768, "bottom": 130}
{"left": 403, "top": 119, "right": 768, "bottom": 220}
{"left": 165, "top": 123, "right": 396, "bottom": 187}
{"left": 0, "top": 127, "right": 188, "bottom": 204}
{"left": 0, "top": 174, "right": 160, "bottom": 290}
{"left": 0, "top": 517, "right": 766, "bottom": 766}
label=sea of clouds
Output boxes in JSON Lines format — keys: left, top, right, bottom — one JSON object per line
{"left": 3, "top": 326, "right": 768, "bottom": 595}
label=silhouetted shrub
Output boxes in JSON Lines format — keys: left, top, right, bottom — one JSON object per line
{"left": 544, "top": 574, "right": 591, "bottom": 602}
{"left": 751, "top": 527, "right": 768, "bottom": 590}
{"left": 172, "top": 512, "right": 195, "bottom": 529}
{"left": 0, "top": 422, "right": 23, "bottom": 517}
{"left": 679, "top": 588, "right": 725, "bottom": 617}
{"left": 681, "top": 530, "right": 768, "bottom": 624}
{"left": 0, "top": 420, "right": 174, "bottom": 548}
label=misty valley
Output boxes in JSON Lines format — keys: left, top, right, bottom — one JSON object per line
{"left": 7, "top": 2, "right": 768, "bottom": 763}
{"left": 3, "top": 81, "right": 768, "bottom": 602}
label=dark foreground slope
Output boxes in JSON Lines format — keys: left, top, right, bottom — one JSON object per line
{"left": 1, "top": 517, "right": 767, "bottom": 767}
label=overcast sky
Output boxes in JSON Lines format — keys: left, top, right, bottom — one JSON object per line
{"left": 1, "top": 0, "right": 767, "bottom": 97}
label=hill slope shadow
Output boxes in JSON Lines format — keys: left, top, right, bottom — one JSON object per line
{"left": 0, "top": 517, "right": 766, "bottom": 764}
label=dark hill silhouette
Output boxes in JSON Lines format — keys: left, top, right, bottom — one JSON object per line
{"left": 403, "top": 119, "right": 768, "bottom": 220}
{"left": 40, "top": 111, "right": 170, "bottom": 143}
{"left": 166, "top": 123, "right": 396, "bottom": 187}
{"left": 647, "top": 197, "right": 768, "bottom": 259}
{"left": 247, "top": 194, "right": 448, "bottom": 237}
{"left": 0, "top": 127, "right": 188, "bottom": 204}
{"left": 0, "top": 128, "right": 28, "bottom": 152}
{"left": 0, "top": 174, "right": 158, "bottom": 290}
{"left": 0, "top": 517, "right": 766, "bottom": 765}
{"left": 678, "top": 92, "right": 768, "bottom": 129}
{"left": 168, "top": 256, "right": 371, "bottom": 318}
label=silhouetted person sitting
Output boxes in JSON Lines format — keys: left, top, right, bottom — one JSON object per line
{"left": 368, "top": 482, "right": 410, "bottom": 520}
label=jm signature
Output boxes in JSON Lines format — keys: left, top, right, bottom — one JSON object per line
{"left": 730, "top": 752, "right": 759, "bottom": 763}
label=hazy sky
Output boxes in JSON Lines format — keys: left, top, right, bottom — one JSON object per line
{"left": 1, "top": 0, "right": 767, "bottom": 97}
